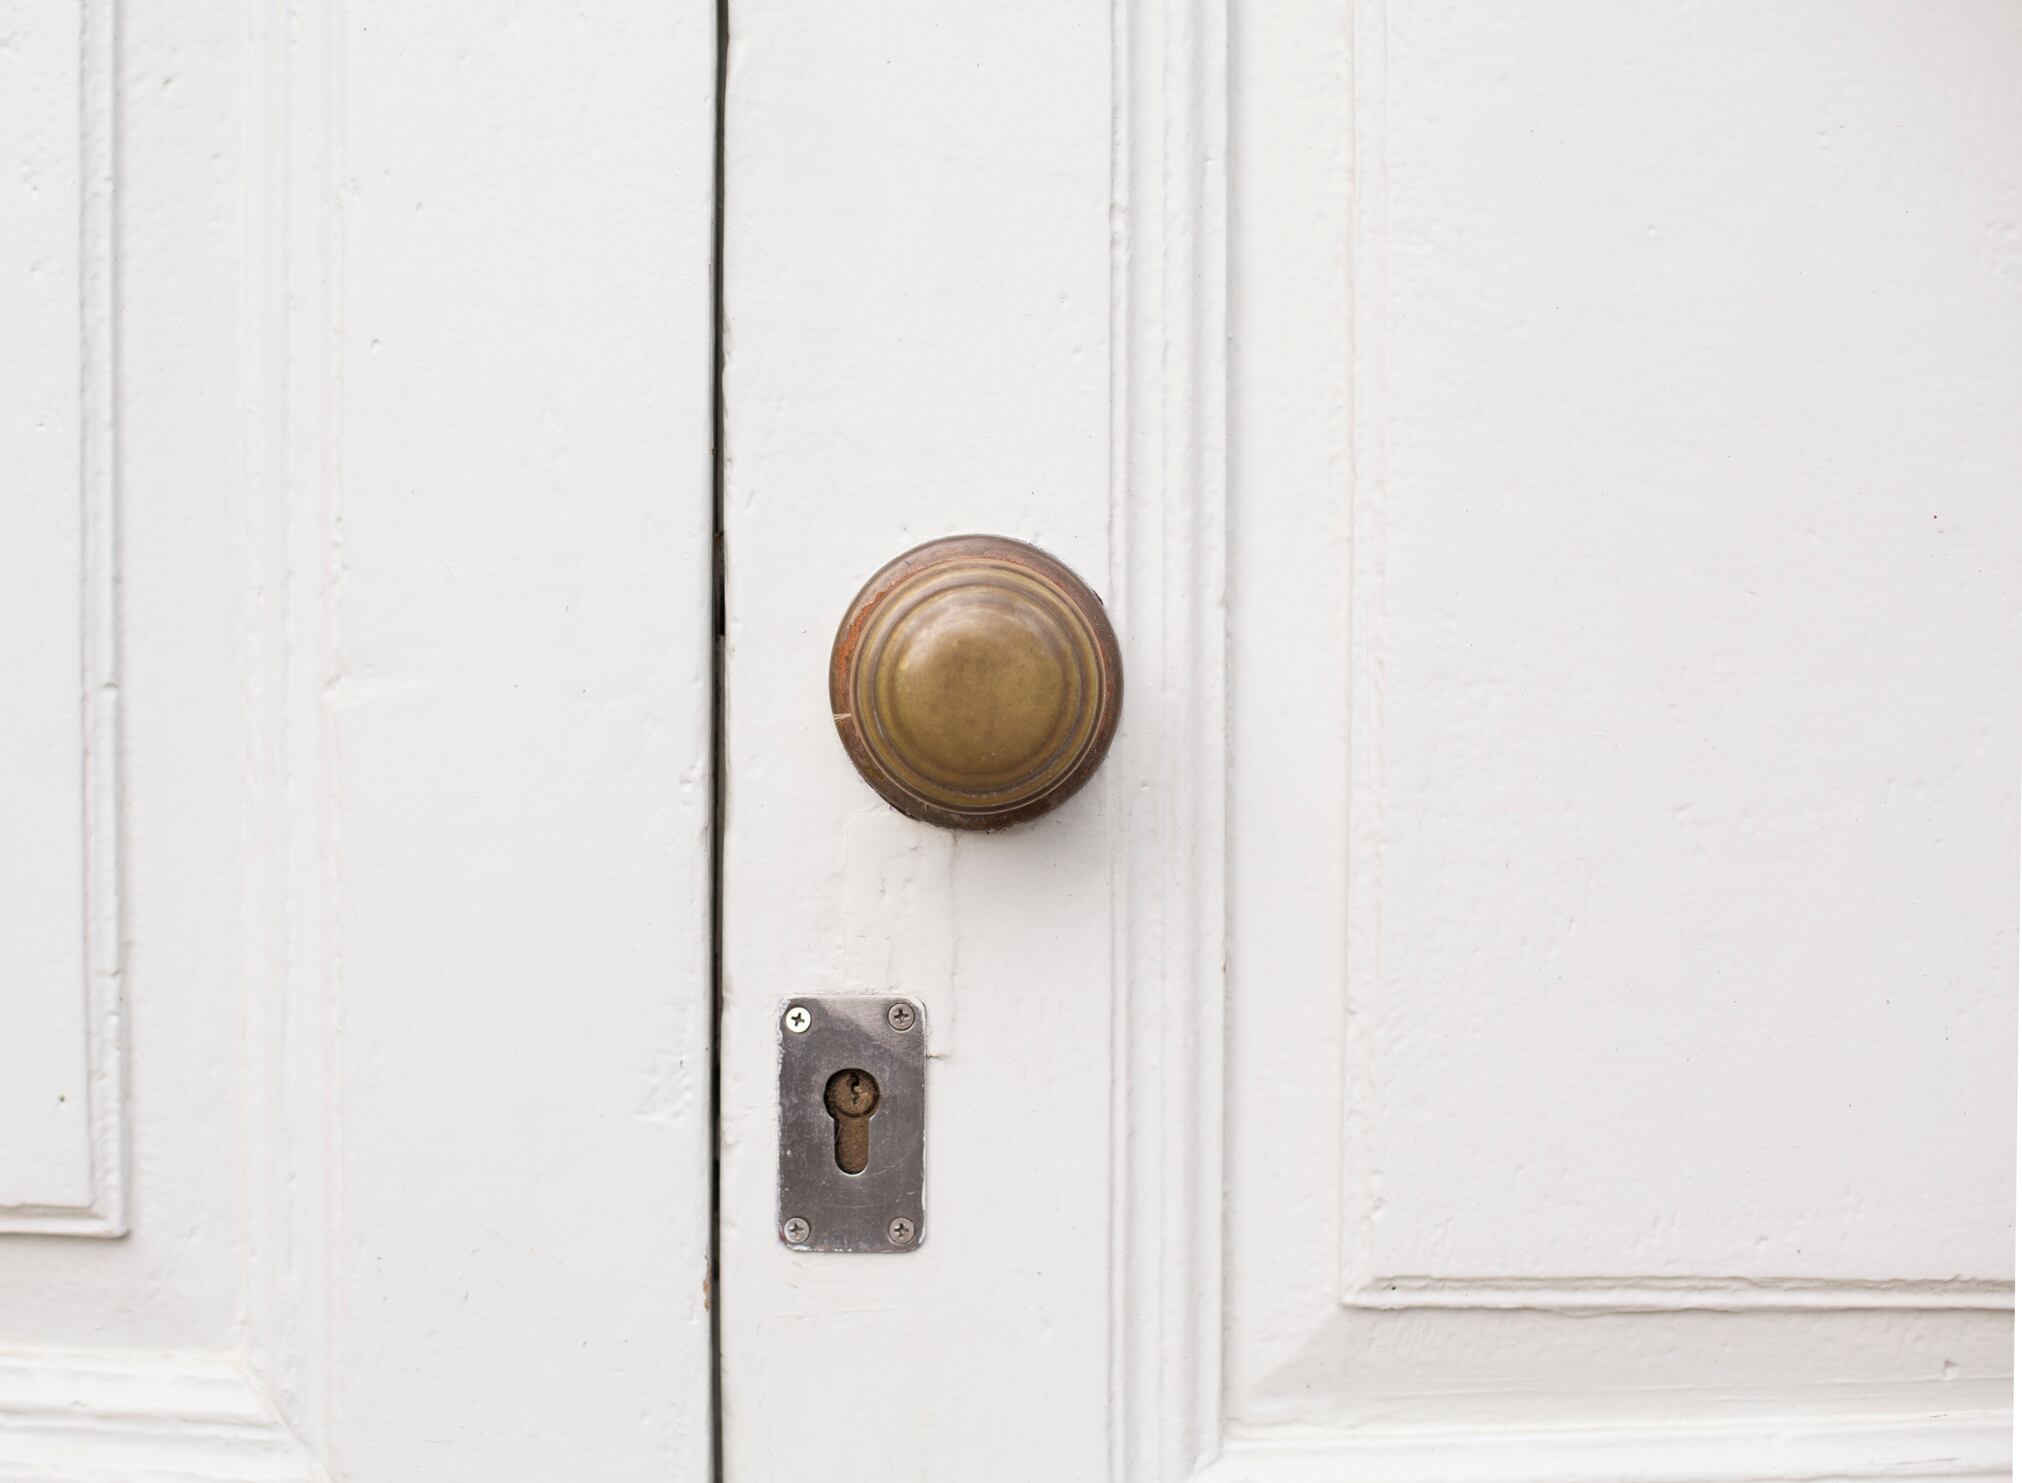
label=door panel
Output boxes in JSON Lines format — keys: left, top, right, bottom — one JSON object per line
{"left": 1324, "top": 0, "right": 2015, "bottom": 1296}
{"left": 1225, "top": 4, "right": 2017, "bottom": 1464}
{"left": 0, "top": 3, "right": 718, "bottom": 1478}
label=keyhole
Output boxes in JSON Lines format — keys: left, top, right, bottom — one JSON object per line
{"left": 823, "top": 1068, "right": 881, "bottom": 1175}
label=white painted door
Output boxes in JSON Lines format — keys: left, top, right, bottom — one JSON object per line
{"left": 9, "top": 3, "right": 2015, "bottom": 1480}
{"left": 721, "top": 3, "right": 2018, "bottom": 1481}
{"left": 1, "top": 3, "right": 717, "bottom": 1478}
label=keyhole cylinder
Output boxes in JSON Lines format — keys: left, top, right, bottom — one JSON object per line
{"left": 823, "top": 1068, "right": 881, "bottom": 1174}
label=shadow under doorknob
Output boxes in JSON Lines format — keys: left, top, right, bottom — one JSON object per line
{"left": 828, "top": 535, "right": 1123, "bottom": 831}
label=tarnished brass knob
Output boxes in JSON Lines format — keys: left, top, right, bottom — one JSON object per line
{"left": 830, "top": 535, "right": 1123, "bottom": 830}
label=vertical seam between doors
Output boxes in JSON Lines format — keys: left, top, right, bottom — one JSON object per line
{"left": 708, "top": 0, "right": 730, "bottom": 1475}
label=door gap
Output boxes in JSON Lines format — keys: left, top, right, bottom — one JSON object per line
{"left": 707, "top": 0, "right": 730, "bottom": 1476}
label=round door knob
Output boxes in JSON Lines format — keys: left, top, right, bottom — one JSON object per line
{"left": 829, "top": 535, "right": 1123, "bottom": 830}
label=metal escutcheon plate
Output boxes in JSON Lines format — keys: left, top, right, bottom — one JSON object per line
{"left": 777, "top": 996, "right": 926, "bottom": 1253}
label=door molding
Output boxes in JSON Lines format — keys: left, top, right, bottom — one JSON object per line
{"left": 240, "top": 0, "right": 342, "bottom": 1449}
{"left": 1197, "top": 1418, "right": 2011, "bottom": 1483}
{"left": 1106, "top": 0, "right": 1229, "bottom": 1477}
{"left": 0, "top": 0, "right": 126, "bottom": 1242}
{"left": 0, "top": 1352, "right": 321, "bottom": 1483}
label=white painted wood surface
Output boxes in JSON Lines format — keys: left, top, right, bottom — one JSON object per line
{"left": 1331, "top": 0, "right": 2017, "bottom": 1301}
{"left": 0, "top": 0, "right": 122, "bottom": 1236}
{"left": 720, "top": 0, "right": 1226, "bottom": 1476}
{"left": 0, "top": 3, "right": 718, "bottom": 1478}
{"left": 1226, "top": 0, "right": 2018, "bottom": 1453}
{"left": 719, "top": 1, "right": 1121, "bottom": 1477}
{"left": 4, "top": 2, "right": 2012, "bottom": 1479}
{"left": 723, "top": 1, "right": 2017, "bottom": 1479}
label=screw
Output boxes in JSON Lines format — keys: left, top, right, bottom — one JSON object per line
{"left": 887, "top": 1002, "right": 917, "bottom": 1032}
{"left": 782, "top": 1216, "right": 810, "bottom": 1244}
{"left": 783, "top": 1006, "right": 811, "bottom": 1034}
{"left": 887, "top": 1216, "right": 916, "bottom": 1246}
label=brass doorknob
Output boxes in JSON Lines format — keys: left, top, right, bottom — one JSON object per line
{"left": 829, "top": 535, "right": 1123, "bottom": 830}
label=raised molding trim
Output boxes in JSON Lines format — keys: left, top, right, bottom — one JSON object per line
{"left": 239, "top": 0, "right": 341, "bottom": 1454}
{"left": 0, "top": 0, "right": 128, "bottom": 1243}
{"left": 1108, "top": 0, "right": 1230, "bottom": 1478}
{"left": 1195, "top": 1416, "right": 2012, "bottom": 1483}
{"left": 0, "top": 1350, "right": 323, "bottom": 1483}
{"left": 1340, "top": 1275, "right": 2015, "bottom": 1313}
